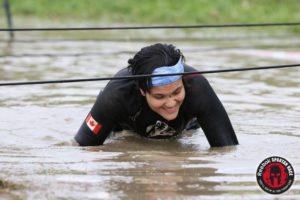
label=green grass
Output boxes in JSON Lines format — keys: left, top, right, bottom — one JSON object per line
{"left": 1, "top": 0, "right": 300, "bottom": 34}
{"left": 4, "top": 0, "right": 300, "bottom": 24}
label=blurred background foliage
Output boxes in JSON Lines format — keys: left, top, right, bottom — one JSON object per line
{"left": 1, "top": 0, "right": 300, "bottom": 38}
{"left": 2, "top": 0, "right": 300, "bottom": 25}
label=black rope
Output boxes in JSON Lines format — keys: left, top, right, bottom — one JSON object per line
{"left": 0, "top": 63, "right": 299, "bottom": 87}
{"left": 0, "top": 22, "right": 300, "bottom": 32}
{"left": 0, "top": 34, "right": 299, "bottom": 43}
{"left": 2, "top": 44, "right": 300, "bottom": 58}
{"left": 0, "top": 52, "right": 115, "bottom": 58}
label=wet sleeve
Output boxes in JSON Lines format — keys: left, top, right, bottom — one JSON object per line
{"left": 74, "top": 91, "right": 116, "bottom": 146}
{"left": 186, "top": 72, "right": 239, "bottom": 147}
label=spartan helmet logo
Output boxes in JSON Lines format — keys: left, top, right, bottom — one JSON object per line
{"left": 270, "top": 165, "right": 281, "bottom": 186}
{"left": 257, "top": 156, "right": 294, "bottom": 194}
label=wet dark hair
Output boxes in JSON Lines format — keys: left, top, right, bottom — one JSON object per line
{"left": 127, "top": 43, "right": 184, "bottom": 92}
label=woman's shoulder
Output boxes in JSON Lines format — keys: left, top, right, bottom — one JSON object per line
{"left": 182, "top": 64, "right": 213, "bottom": 105}
{"left": 105, "top": 68, "right": 135, "bottom": 93}
{"left": 183, "top": 64, "right": 208, "bottom": 83}
{"left": 99, "top": 68, "right": 140, "bottom": 111}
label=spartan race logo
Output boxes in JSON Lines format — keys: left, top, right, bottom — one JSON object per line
{"left": 256, "top": 156, "right": 294, "bottom": 194}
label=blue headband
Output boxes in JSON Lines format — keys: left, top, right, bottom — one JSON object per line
{"left": 151, "top": 57, "right": 184, "bottom": 87}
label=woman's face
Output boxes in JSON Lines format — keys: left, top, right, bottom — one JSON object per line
{"left": 141, "top": 79, "right": 185, "bottom": 121}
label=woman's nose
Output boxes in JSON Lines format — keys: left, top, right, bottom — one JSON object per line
{"left": 165, "top": 96, "right": 176, "bottom": 107}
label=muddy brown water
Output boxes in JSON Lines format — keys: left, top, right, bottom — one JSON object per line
{"left": 0, "top": 33, "right": 299, "bottom": 199}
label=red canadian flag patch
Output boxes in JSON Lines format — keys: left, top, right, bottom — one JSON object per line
{"left": 85, "top": 114, "right": 102, "bottom": 135}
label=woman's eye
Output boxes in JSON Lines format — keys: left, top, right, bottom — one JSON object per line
{"left": 173, "top": 89, "right": 181, "bottom": 95}
{"left": 154, "top": 95, "right": 164, "bottom": 99}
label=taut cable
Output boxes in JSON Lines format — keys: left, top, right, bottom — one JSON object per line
{"left": 0, "top": 63, "right": 299, "bottom": 87}
{"left": 0, "top": 22, "right": 300, "bottom": 32}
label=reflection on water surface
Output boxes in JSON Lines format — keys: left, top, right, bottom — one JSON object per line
{"left": 0, "top": 33, "right": 299, "bottom": 199}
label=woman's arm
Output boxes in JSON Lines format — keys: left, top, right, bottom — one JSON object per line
{"left": 75, "top": 91, "right": 116, "bottom": 146}
{"left": 196, "top": 76, "right": 238, "bottom": 147}
{"left": 183, "top": 65, "right": 238, "bottom": 147}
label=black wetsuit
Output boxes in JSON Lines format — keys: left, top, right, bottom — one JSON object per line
{"left": 75, "top": 65, "right": 238, "bottom": 147}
